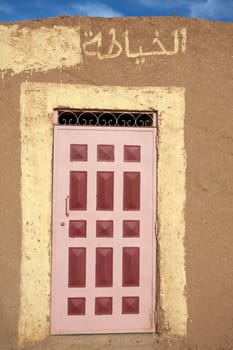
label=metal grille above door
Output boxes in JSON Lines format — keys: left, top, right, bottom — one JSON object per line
{"left": 54, "top": 110, "right": 157, "bottom": 127}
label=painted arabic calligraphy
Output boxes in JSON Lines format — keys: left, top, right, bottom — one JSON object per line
{"left": 83, "top": 28, "right": 187, "bottom": 64}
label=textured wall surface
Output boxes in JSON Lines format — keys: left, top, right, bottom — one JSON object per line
{"left": 0, "top": 15, "right": 233, "bottom": 350}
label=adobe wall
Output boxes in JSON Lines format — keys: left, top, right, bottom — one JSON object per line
{"left": 0, "top": 15, "right": 233, "bottom": 350}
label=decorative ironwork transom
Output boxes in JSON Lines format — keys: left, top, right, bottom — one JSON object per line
{"left": 55, "top": 110, "right": 157, "bottom": 127}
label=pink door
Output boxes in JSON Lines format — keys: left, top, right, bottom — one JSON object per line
{"left": 51, "top": 126, "right": 156, "bottom": 334}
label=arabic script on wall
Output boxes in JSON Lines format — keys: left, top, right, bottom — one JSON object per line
{"left": 82, "top": 28, "right": 187, "bottom": 64}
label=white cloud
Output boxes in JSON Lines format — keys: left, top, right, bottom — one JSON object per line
{"left": 137, "top": 0, "right": 233, "bottom": 20}
{"left": 190, "top": 0, "right": 214, "bottom": 18}
{"left": 70, "top": 2, "right": 122, "bottom": 17}
{"left": 190, "top": 0, "right": 233, "bottom": 20}
{"left": 0, "top": 1, "right": 14, "bottom": 14}
{"left": 137, "top": 0, "right": 155, "bottom": 7}
{"left": 138, "top": 0, "right": 189, "bottom": 9}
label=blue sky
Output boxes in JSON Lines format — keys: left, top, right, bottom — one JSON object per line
{"left": 0, "top": 0, "right": 233, "bottom": 22}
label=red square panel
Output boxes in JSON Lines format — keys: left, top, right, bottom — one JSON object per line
{"left": 124, "top": 145, "right": 141, "bottom": 162}
{"left": 97, "top": 145, "right": 114, "bottom": 162}
{"left": 68, "top": 297, "right": 85, "bottom": 315}
{"left": 69, "top": 220, "right": 87, "bottom": 237}
{"left": 96, "top": 248, "right": 113, "bottom": 287}
{"left": 123, "top": 220, "right": 140, "bottom": 237}
{"left": 123, "top": 172, "right": 140, "bottom": 211}
{"left": 122, "top": 247, "right": 140, "bottom": 287}
{"left": 68, "top": 247, "right": 86, "bottom": 287}
{"left": 122, "top": 297, "right": 139, "bottom": 314}
{"left": 70, "top": 144, "right": 87, "bottom": 161}
{"left": 96, "top": 172, "right": 114, "bottom": 210}
{"left": 96, "top": 220, "right": 113, "bottom": 237}
{"left": 70, "top": 171, "right": 87, "bottom": 210}
{"left": 95, "top": 297, "right": 112, "bottom": 315}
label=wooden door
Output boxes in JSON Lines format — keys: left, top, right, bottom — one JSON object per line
{"left": 51, "top": 126, "right": 156, "bottom": 334}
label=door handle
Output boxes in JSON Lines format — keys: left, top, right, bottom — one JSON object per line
{"left": 65, "top": 195, "right": 69, "bottom": 217}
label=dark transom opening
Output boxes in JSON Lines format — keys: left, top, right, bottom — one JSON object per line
{"left": 55, "top": 109, "right": 157, "bottom": 127}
